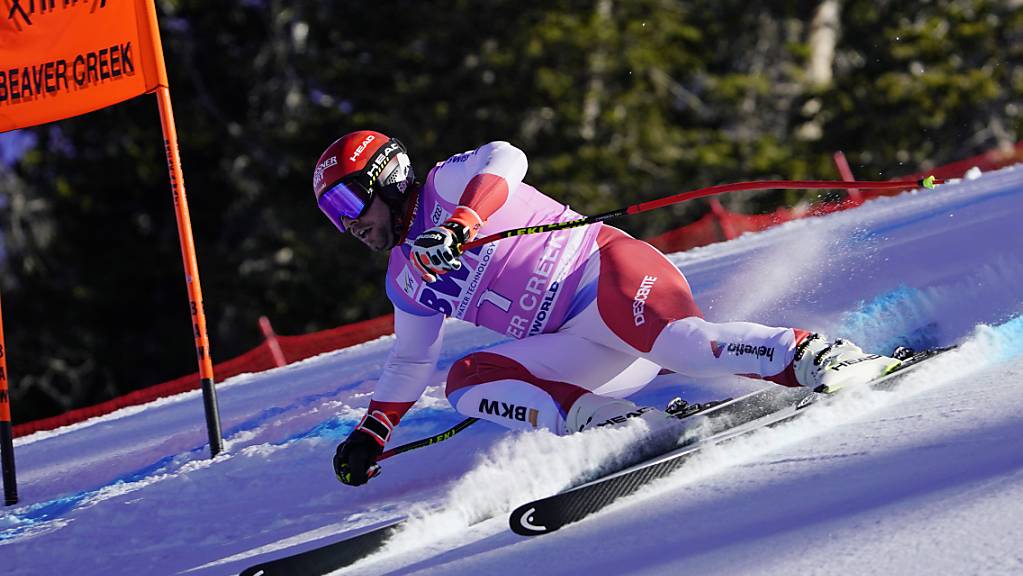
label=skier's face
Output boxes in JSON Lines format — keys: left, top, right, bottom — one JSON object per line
{"left": 341, "top": 196, "right": 393, "bottom": 252}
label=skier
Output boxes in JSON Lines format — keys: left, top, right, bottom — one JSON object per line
{"left": 314, "top": 130, "right": 901, "bottom": 486}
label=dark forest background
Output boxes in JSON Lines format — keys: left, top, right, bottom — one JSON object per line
{"left": 1, "top": 0, "right": 1020, "bottom": 424}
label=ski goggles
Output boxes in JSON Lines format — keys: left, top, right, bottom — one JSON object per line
{"left": 317, "top": 178, "right": 372, "bottom": 233}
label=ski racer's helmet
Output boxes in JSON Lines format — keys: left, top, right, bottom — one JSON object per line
{"left": 313, "top": 130, "right": 414, "bottom": 233}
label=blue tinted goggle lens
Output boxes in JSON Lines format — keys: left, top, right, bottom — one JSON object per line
{"left": 317, "top": 180, "right": 371, "bottom": 233}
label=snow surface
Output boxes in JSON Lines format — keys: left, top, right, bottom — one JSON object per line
{"left": 4, "top": 166, "right": 1023, "bottom": 576}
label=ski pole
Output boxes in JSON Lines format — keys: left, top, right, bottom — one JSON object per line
{"left": 377, "top": 417, "right": 479, "bottom": 461}
{"left": 361, "top": 417, "right": 479, "bottom": 482}
{"left": 462, "top": 176, "right": 941, "bottom": 251}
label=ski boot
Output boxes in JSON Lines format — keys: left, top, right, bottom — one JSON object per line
{"left": 565, "top": 393, "right": 681, "bottom": 437}
{"left": 794, "top": 333, "right": 902, "bottom": 394}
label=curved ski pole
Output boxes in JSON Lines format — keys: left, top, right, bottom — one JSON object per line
{"left": 462, "top": 176, "right": 941, "bottom": 251}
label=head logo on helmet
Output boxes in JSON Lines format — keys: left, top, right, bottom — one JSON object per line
{"left": 349, "top": 133, "right": 376, "bottom": 163}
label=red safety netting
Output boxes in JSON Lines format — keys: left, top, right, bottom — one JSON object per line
{"left": 14, "top": 142, "right": 1022, "bottom": 437}
{"left": 649, "top": 142, "right": 1022, "bottom": 253}
{"left": 13, "top": 315, "right": 394, "bottom": 437}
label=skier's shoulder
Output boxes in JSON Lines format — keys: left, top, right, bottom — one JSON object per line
{"left": 436, "top": 140, "right": 524, "bottom": 167}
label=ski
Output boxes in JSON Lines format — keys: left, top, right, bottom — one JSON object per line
{"left": 236, "top": 348, "right": 951, "bottom": 573}
{"left": 238, "top": 517, "right": 406, "bottom": 576}
{"left": 508, "top": 346, "right": 953, "bottom": 536}
{"left": 236, "top": 397, "right": 738, "bottom": 576}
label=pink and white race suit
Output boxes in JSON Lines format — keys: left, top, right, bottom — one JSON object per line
{"left": 369, "top": 141, "right": 808, "bottom": 435}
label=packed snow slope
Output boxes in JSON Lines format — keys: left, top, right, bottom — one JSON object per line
{"left": 5, "top": 166, "right": 1023, "bottom": 576}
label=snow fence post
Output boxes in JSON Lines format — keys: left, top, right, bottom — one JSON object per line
{"left": 832, "top": 151, "right": 863, "bottom": 205}
{"left": 259, "top": 316, "right": 288, "bottom": 368}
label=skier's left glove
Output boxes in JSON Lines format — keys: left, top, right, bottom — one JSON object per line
{"left": 410, "top": 220, "right": 474, "bottom": 283}
{"left": 333, "top": 410, "right": 394, "bottom": 486}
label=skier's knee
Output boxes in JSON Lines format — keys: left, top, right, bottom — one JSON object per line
{"left": 445, "top": 353, "right": 477, "bottom": 402}
{"left": 446, "top": 352, "right": 499, "bottom": 407}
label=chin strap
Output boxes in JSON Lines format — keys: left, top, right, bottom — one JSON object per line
{"left": 390, "top": 181, "right": 421, "bottom": 247}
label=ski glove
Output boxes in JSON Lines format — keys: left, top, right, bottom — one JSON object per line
{"left": 410, "top": 221, "right": 471, "bottom": 283}
{"left": 333, "top": 410, "right": 394, "bottom": 486}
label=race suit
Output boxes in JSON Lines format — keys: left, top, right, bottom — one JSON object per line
{"left": 368, "top": 141, "right": 808, "bottom": 435}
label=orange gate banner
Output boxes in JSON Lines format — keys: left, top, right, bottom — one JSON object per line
{"left": 0, "top": 0, "right": 168, "bottom": 132}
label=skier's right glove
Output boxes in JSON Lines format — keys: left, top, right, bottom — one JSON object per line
{"left": 333, "top": 410, "right": 394, "bottom": 486}
{"left": 410, "top": 221, "right": 471, "bottom": 283}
